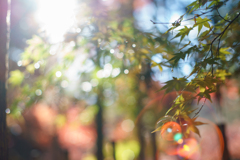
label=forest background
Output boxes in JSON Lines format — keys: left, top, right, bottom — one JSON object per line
{"left": 0, "top": 0, "right": 240, "bottom": 159}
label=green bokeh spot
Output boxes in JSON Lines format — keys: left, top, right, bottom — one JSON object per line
{"left": 174, "top": 133, "right": 182, "bottom": 141}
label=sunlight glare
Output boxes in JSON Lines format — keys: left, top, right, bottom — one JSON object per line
{"left": 35, "top": 0, "right": 77, "bottom": 43}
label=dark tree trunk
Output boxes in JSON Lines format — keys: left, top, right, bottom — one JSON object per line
{"left": 111, "top": 141, "right": 116, "bottom": 160}
{"left": 94, "top": 33, "right": 104, "bottom": 159}
{"left": 0, "top": 0, "right": 9, "bottom": 159}
{"left": 218, "top": 124, "right": 230, "bottom": 160}
{"left": 137, "top": 122, "right": 145, "bottom": 160}
{"left": 151, "top": 132, "right": 157, "bottom": 160}
{"left": 215, "top": 85, "right": 230, "bottom": 160}
{"left": 96, "top": 93, "right": 104, "bottom": 160}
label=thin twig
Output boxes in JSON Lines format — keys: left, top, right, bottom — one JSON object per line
{"left": 217, "top": 34, "right": 223, "bottom": 56}
{"left": 216, "top": 9, "right": 230, "bottom": 22}
{"left": 193, "top": 98, "right": 207, "bottom": 118}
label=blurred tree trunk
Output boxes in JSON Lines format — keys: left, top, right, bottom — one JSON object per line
{"left": 217, "top": 124, "right": 230, "bottom": 160}
{"left": 111, "top": 141, "right": 116, "bottom": 160}
{"left": 95, "top": 36, "right": 104, "bottom": 159}
{"left": 151, "top": 133, "right": 157, "bottom": 160}
{"left": 144, "top": 63, "right": 158, "bottom": 160}
{"left": 52, "top": 136, "right": 68, "bottom": 160}
{"left": 0, "top": 0, "right": 9, "bottom": 159}
{"left": 136, "top": 122, "right": 145, "bottom": 160}
{"left": 136, "top": 64, "right": 148, "bottom": 160}
{"left": 96, "top": 92, "right": 104, "bottom": 160}
{"left": 215, "top": 85, "right": 230, "bottom": 160}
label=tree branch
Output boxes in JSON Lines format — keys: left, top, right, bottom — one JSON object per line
{"left": 216, "top": 9, "right": 230, "bottom": 22}
{"left": 208, "top": 12, "right": 240, "bottom": 75}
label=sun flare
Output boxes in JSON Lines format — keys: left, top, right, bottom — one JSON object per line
{"left": 35, "top": 0, "right": 77, "bottom": 43}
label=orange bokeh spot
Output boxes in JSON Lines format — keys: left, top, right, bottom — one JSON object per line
{"left": 178, "top": 138, "right": 200, "bottom": 159}
{"left": 178, "top": 139, "right": 183, "bottom": 144}
{"left": 161, "top": 122, "right": 182, "bottom": 141}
